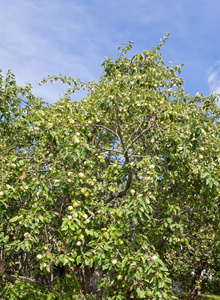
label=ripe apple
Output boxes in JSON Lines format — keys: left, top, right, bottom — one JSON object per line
{"left": 117, "top": 275, "right": 123, "bottom": 280}
{"left": 68, "top": 206, "right": 73, "bottom": 211}
{"left": 37, "top": 254, "right": 42, "bottom": 260}
{"left": 76, "top": 241, "right": 81, "bottom": 246}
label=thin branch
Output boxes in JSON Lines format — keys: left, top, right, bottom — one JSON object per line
{"left": 126, "top": 119, "right": 146, "bottom": 146}
{"left": 126, "top": 123, "right": 152, "bottom": 152}
{"left": 96, "top": 124, "right": 120, "bottom": 140}
{"left": 3, "top": 274, "right": 37, "bottom": 283}
{"left": 100, "top": 148, "right": 122, "bottom": 154}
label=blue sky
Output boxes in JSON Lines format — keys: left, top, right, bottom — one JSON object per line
{"left": 0, "top": 0, "right": 220, "bottom": 104}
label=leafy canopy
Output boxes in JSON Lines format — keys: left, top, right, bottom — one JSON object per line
{"left": 0, "top": 35, "right": 220, "bottom": 299}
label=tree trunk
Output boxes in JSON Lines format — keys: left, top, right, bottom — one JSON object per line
{"left": 82, "top": 266, "right": 102, "bottom": 299}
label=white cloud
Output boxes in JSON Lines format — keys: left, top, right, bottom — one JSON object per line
{"left": 207, "top": 61, "right": 220, "bottom": 105}
{"left": 0, "top": 0, "right": 111, "bottom": 102}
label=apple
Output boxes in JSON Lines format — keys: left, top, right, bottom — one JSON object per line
{"left": 149, "top": 164, "right": 155, "bottom": 170}
{"left": 130, "top": 189, "right": 135, "bottom": 195}
{"left": 112, "top": 259, "right": 118, "bottom": 265}
{"left": 119, "top": 240, "right": 124, "bottom": 245}
{"left": 81, "top": 188, "right": 86, "bottom": 195}
{"left": 68, "top": 206, "right": 73, "bottom": 211}
{"left": 199, "top": 147, "right": 205, "bottom": 152}
{"left": 152, "top": 255, "right": 158, "bottom": 261}
{"left": 73, "top": 202, "right": 79, "bottom": 207}
{"left": 199, "top": 154, "right": 204, "bottom": 160}
{"left": 73, "top": 137, "right": 80, "bottom": 144}
{"left": 72, "top": 212, "right": 78, "bottom": 218}
{"left": 67, "top": 215, "right": 72, "bottom": 220}
{"left": 80, "top": 234, "right": 84, "bottom": 239}
{"left": 117, "top": 275, "right": 123, "bottom": 280}
{"left": 76, "top": 241, "right": 81, "bottom": 246}
{"left": 79, "top": 172, "right": 85, "bottom": 179}
{"left": 201, "top": 129, "right": 206, "bottom": 136}
{"left": 37, "top": 254, "right": 42, "bottom": 260}
{"left": 0, "top": 191, "right": 4, "bottom": 197}
{"left": 192, "top": 169, "right": 199, "bottom": 175}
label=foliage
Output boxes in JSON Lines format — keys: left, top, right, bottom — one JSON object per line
{"left": 0, "top": 35, "right": 220, "bottom": 299}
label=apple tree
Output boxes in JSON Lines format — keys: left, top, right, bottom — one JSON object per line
{"left": 0, "top": 35, "right": 220, "bottom": 299}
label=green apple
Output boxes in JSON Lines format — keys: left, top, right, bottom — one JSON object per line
{"left": 192, "top": 169, "right": 199, "bottom": 175}
{"left": 78, "top": 172, "right": 85, "bottom": 179}
{"left": 117, "top": 274, "right": 123, "bottom": 280}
